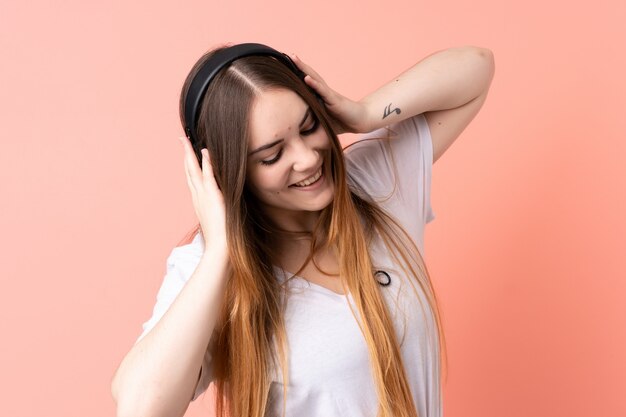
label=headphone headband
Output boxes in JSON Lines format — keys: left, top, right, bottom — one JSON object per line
{"left": 183, "top": 43, "right": 306, "bottom": 143}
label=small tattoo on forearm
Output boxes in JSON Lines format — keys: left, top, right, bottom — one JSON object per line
{"left": 383, "top": 103, "right": 401, "bottom": 119}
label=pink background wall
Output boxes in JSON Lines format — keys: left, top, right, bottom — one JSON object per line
{"left": 2, "top": 0, "right": 624, "bottom": 416}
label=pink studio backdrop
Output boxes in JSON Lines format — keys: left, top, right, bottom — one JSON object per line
{"left": 1, "top": 0, "right": 624, "bottom": 416}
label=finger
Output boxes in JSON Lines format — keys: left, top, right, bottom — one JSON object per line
{"left": 288, "top": 55, "right": 338, "bottom": 105}
{"left": 179, "top": 136, "right": 200, "bottom": 172}
{"left": 180, "top": 136, "right": 203, "bottom": 190}
{"left": 181, "top": 140, "right": 197, "bottom": 193}
{"left": 302, "top": 75, "right": 327, "bottom": 102}
{"left": 289, "top": 54, "right": 325, "bottom": 83}
{"left": 303, "top": 74, "right": 323, "bottom": 91}
{"left": 305, "top": 74, "right": 340, "bottom": 107}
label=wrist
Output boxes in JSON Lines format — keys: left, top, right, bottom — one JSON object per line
{"left": 356, "top": 99, "right": 375, "bottom": 134}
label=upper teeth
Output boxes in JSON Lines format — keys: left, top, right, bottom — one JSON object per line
{"left": 293, "top": 167, "right": 322, "bottom": 187}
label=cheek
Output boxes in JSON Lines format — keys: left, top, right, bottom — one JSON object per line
{"left": 314, "top": 130, "right": 332, "bottom": 149}
{"left": 247, "top": 169, "right": 287, "bottom": 196}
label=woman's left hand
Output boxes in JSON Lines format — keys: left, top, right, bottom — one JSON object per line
{"left": 290, "top": 54, "right": 370, "bottom": 135}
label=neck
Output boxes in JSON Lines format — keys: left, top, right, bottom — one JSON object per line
{"left": 262, "top": 206, "right": 324, "bottom": 234}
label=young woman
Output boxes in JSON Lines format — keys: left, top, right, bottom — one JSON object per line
{"left": 112, "top": 43, "right": 495, "bottom": 417}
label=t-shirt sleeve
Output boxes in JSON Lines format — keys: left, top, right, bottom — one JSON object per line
{"left": 344, "top": 113, "right": 435, "bottom": 252}
{"left": 134, "top": 236, "right": 214, "bottom": 401}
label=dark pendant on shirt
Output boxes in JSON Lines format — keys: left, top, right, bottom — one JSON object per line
{"left": 375, "top": 270, "right": 391, "bottom": 286}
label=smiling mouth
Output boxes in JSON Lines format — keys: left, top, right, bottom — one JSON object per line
{"left": 290, "top": 165, "right": 323, "bottom": 188}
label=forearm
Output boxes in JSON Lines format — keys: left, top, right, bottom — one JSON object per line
{"left": 112, "top": 247, "right": 230, "bottom": 417}
{"left": 359, "top": 46, "right": 495, "bottom": 133}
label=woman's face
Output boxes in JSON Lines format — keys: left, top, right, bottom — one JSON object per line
{"left": 245, "top": 88, "right": 335, "bottom": 225}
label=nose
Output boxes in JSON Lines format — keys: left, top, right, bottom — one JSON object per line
{"left": 291, "top": 139, "right": 319, "bottom": 172}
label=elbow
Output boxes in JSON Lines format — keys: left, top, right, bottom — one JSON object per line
{"left": 462, "top": 45, "right": 495, "bottom": 69}
{"left": 111, "top": 376, "right": 136, "bottom": 417}
{"left": 461, "top": 45, "right": 494, "bottom": 58}
{"left": 114, "top": 403, "right": 141, "bottom": 417}
{"left": 472, "top": 47, "right": 496, "bottom": 90}
{"left": 476, "top": 46, "right": 494, "bottom": 58}
{"left": 456, "top": 45, "right": 496, "bottom": 86}
{"left": 111, "top": 371, "right": 152, "bottom": 417}
{"left": 112, "top": 375, "right": 184, "bottom": 417}
{"left": 477, "top": 47, "right": 496, "bottom": 74}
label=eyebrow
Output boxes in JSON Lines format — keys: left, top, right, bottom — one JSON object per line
{"left": 248, "top": 107, "right": 312, "bottom": 156}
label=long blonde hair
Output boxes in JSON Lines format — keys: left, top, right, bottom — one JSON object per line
{"left": 178, "top": 45, "right": 447, "bottom": 417}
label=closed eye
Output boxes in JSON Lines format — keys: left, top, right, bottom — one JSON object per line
{"left": 259, "top": 118, "right": 320, "bottom": 166}
{"left": 301, "top": 118, "right": 320, "bottom": 136}
{"left": 260, "top": 149, "right": 283, "bottom": 166}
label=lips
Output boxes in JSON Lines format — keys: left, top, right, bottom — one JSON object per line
{"left": 290, "top": 164, "right": 323, "bottom": 187}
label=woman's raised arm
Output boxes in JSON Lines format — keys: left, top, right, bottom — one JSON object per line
{"left": 357, "top": 46, "right": 495, "bottom": 162}
{"left": 291, "top": 46, "right": 495, "bottom": 157}
{"left": 357, "top": 46, "right": 494, "bottom": 133}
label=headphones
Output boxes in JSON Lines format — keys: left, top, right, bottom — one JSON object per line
{"left": 183, "top": 42, "right": 320, "bottom": 145}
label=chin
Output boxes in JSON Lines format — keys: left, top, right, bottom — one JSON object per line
{"left": 313, "top": 186, "right": 335, "bottom": 211}
{"left": 293, "top": 187, "right": 335, "bottom": 213}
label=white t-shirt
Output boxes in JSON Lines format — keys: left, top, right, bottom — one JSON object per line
{"left": 136, "top": 113, "right": 440, "bottom": 417}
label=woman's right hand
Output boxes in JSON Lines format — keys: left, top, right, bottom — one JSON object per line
{"left": 178, "top": 136, "right": 228, "bottom": 251}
